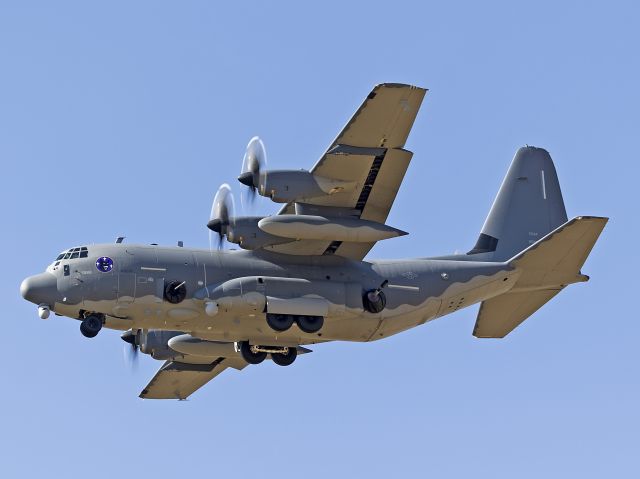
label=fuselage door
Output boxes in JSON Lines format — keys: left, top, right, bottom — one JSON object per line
{"left": 135, "top": 273, "right": 164, "bottom": 304}
{"left": 118, "top": 273, "right": 136, "bottom": 303}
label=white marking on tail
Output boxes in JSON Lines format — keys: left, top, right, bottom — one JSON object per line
{"left": 541, "top": 170, "right": 547, "bottom": 199}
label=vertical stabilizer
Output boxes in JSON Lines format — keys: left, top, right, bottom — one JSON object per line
{"left": 468, "top": 146, "right": 568, "bottom": 261}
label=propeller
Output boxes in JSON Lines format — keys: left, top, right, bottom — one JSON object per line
{"left": 121, "top": 329, "right": 139, "bottom": 370}
{"left": 238, "top": 136, "right": 268, "bottom": 204}
{"left": 207, "top": 183, "right": 236, "bottom": 250}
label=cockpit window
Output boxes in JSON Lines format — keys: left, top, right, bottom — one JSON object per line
{"left": 56, "top": 246, "right": 89, "bottom": 262}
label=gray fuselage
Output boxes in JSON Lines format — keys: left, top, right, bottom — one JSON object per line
{"left": 23, "top": 243, "right": 517, "bottom": 347}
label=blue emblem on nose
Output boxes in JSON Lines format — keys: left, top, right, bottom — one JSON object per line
{"left": 96, "top": 257, "right": 114, "bottom": 273}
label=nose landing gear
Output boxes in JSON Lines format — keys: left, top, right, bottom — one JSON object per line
{"left": 80, "top": 313, "right": 104, "bottom": 338}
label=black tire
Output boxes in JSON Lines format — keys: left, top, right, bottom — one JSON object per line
{"left": 80, "top": 315, "right": 102, "bottom": 338}
{"left": 239, "top": 341, "right": 267, "bottom": 365}
{"left": 266, "top": 313, "right": 294, "bottom": 332}
{"left": 296, "top": 315, "right": 324, "bottom": 334}
{"left": 271, "top": 347, "right": 297, "bottom": 367}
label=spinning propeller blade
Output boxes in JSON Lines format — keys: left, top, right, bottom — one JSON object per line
{"left": 121, "top": 329, "right": 139, "bottom": 370}
{"left": 207, "top": 183, "right": 236, "bottom": 250}
{"left": 239, "top": 136, "right": 267, "bottom": 206}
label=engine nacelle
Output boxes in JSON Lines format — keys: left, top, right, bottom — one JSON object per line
{"left": 138, "top": 330, "right": 184, "bottom": 360}
{"left": 226, "top": 216, "right": 293, "bottom": 250}
{"left": 258, "top": 170, "right": 354, "bottom": 203}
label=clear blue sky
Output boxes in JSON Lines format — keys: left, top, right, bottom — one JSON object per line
{"left": 2, "top": 1, "right": 638, "bottom": 477}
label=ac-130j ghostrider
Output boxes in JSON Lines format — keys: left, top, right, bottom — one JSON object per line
{"left": 20, "top": 84, "right": 607, "bottom": 399}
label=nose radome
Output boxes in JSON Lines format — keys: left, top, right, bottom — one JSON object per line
{"left": 20, "top": 273, "right": 58, "bottom": 305}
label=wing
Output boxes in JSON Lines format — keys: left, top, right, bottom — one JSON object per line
{"left": 267, "top": 83, "right": 427, "bottom": 260}
{"left": 139, "top": 357, "right": 247, "bottom": 400}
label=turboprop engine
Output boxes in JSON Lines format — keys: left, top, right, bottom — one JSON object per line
{"left": 207, "top": 184, "right": 294, "bottom": 250}
{"left": 237, "top": 136, "right": 354, "bottom": 203}
{"left": 207, "top": 137, "right": 407, "bottom": 250}
{"left": 240, "top": 168, "right": 354, "bottom": 203}
{"left": 207, "top": 183, "right": 407, "bottom": 249}
{"left": 121, "top": 329, "right": 183, "bottom": 361}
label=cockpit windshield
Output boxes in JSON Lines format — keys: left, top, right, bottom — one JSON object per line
{"left": 55, "top": 246, "right": 88, "bottom": 261}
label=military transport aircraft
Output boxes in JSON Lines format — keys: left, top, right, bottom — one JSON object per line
{"left": 20, "top": 83, "right": 607, "bottom": 399}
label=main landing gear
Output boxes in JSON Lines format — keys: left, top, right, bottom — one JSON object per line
{"left": 80, "top": 313, "right": 104, "bottom": 338}
{"left": 266, "top": 313, "right": 324, "bottom": 334}
{"left": 238, "top": 341, "right": 297, "bottom": 367}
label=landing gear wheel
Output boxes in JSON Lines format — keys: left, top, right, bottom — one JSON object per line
{"left": 271, "top": 347, "right": 297, "bottom": 366}
{"left": 239, "top": 341, "right": 267, "bottom": 365}
{"left": 296, "top": 315, "right": 324, "bottom": 334}
{"left": 80, "top": 315, "right": 103, "bottom": 338}
{"left": 266, "top": 313, "right": 295, "bottom": 332}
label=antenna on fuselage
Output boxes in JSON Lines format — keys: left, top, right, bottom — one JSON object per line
{"left": 115, "top": 236, "right": 125, "bottom": 244}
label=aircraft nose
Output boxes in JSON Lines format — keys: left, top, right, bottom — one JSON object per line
{"left": 20, "top": 273, "right": 58, "bottom": 305}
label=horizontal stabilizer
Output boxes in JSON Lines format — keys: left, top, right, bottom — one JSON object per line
{"left": 508, "top": 216, "right": 608, "bottom": 289}
{"left": 473, "top": 289, "right": 562, "bottom": 338}
{"left": 473, "top": 216, "right": 607, "bottom": 338}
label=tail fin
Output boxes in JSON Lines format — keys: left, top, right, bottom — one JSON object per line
{"left": 473, "top": 216, "right": 608, "bottom": 338}
{"left": 468, "top": 146, "right": 568, "bottom": 261}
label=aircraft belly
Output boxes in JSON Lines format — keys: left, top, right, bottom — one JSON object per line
{"left": 373, "top": 297, "right": 442, "bottom": 340}
{"left": 73, "top": 274, "right": 514, "bottom": 345}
